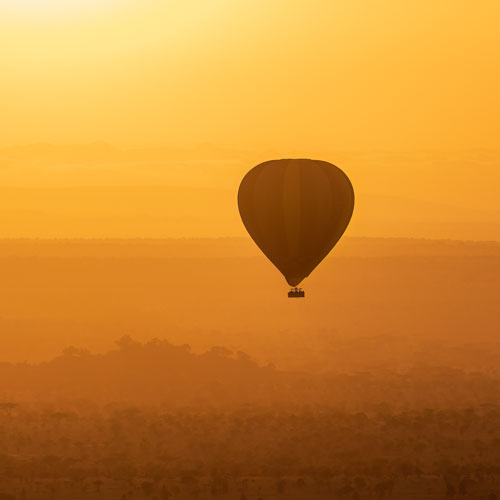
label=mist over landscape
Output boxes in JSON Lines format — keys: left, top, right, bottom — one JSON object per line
{"left": 0, "top": 236, "right": 498, "bottom": 367}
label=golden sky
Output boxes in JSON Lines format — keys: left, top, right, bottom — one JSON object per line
{"left": 2, "top": 0, "right": 500, "bottom": 151}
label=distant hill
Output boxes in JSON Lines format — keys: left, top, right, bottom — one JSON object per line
{"left": 0, "top": 185, "right": 498, "bottom": 239}
{"left": 2, "top": 337, "right": 500, "bottom": 410}
{"left": 0, "top": 236, "right": 498, "bottom": 258}
{"left": 0, "top": 143, "right": 499, "bottom": 239}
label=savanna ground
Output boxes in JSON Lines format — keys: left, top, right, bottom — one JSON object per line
{"left": 2, "top": 406, "right": 500, "bottom": 499}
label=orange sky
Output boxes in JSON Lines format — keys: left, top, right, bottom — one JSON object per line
{"left": 1, "top": 1, "right": 500, "bottom": 151}
{"left": 0, "top": 1, "right": 499, "bottom": 239}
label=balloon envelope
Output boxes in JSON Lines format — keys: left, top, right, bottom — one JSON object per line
{"left": 238, "top": 159, "right": 354, "bottom": 286}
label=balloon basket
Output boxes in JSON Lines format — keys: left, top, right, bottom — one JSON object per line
{"left": 288, "top": 287, "right": 305, "bottom": 298}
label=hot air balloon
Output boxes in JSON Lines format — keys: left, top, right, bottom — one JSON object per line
{"left": 238, "top": 159, "right": 354, "bottom": 297}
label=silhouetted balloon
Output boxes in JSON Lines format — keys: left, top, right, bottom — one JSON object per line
{"left": 238, "top": 159, "right": 354, "bottom": 287}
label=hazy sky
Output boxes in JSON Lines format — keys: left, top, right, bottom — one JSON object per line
{"left": 1, "top": 0, "right": 499, "bottom": 151}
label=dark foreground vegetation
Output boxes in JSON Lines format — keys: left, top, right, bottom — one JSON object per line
{"left": 1, "top": 339, "right": 500, "bottom": 498}
{"left": 2, "top": 406, "right": 500, "bottom": 499}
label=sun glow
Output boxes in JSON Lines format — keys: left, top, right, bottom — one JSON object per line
{"left": 1, "top": 0, "right": 128, "bottom": 18}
